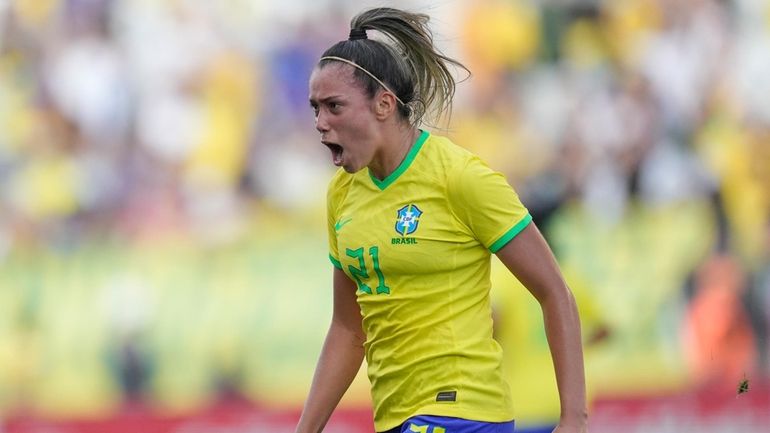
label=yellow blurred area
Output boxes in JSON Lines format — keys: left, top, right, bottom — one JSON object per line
{"left": 0, "top": 210, "right": 341, "bottom": 417}
{"left": 461, "top": 0, "right": 540, "bottom": 85}
{"left": 13, "top": 0, "right": 60, "bottom": 29}
{"left": 0, "top": 196, "right": 720, "bottom": 419}
{"left": 491, "top": 259, "right": 603, "bottom": 425}
{"left": 696, "top": 112, "right": 770, "bottom": 266}
{"left": 491, "top": 198, "right": 717, "bottom": 425}
{"left": 0, "top": 0, "right": 768, "bottom": 427}
{"left": 185, "top": 51, "right": 258, "bottom": 189}
{"left": 10, "top": 154, "right": 79, "bottom": 220}
{"left": 562, "top": 19, "right": 608, "bottom": 69}
{"left": 603, "top": 0, "right": 662, "bottom": 67}
{"left": 0, "top": 59, "right": 36, "bottom": 156}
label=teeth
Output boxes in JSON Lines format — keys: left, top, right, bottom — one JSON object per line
{"left": 325, "top": 143, "right": 343, "bottom": 165}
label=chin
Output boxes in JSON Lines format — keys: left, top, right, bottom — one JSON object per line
{"left": 342, "top": 161, "right": 366, "bottom": 174}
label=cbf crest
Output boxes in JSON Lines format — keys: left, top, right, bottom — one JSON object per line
{"left": 395, "top": 204, "right": 422, "bottom": 236}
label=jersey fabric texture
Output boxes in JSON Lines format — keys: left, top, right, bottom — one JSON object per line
{"left": 326, "top": 130, "right": 532, "bottom": 432}
{"left": 380, "top": 414, "right": 515, "bottom": 433}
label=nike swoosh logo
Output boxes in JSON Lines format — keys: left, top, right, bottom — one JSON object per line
{"left": 334, "top": 218, "right": 353, "bottom": 232}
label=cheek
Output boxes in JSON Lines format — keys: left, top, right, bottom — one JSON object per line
{"left": 335, "top": 109, "right": 374, "bottom": 137}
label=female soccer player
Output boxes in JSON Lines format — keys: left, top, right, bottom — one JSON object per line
{"left": 297, "top": 7, "right": 587, "bottom": 433}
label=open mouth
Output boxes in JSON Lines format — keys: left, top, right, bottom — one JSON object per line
{"left": 323, "top": 141, "right": 344, "bottom": 166}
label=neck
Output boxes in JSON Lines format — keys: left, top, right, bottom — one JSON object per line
{"left": 369, "top": 126, "right": 420, "bottom": 181}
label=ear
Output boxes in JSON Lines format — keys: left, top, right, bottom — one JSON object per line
{"left": 373, "top": 90, "right": 398, "bottom": 121}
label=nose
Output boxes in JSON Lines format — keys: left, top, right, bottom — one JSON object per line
{"left": 315, "top": 111, "right": 330, "bottom": 134}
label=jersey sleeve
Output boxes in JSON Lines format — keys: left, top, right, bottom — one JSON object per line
{"left": 326, "top": 171, "right": 345, "bottom": 269}
{"left": 448, "top": 156, "right": 532, "bottom": 253}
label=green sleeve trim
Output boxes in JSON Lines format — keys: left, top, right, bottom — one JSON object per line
{"left": 369, "top": 129, "right": 429, "bottom": 191}
{"left": 489, "top": 213, "right": 533, "bottom": 253}
{"left": 329, "top": 254, "right": 343, "bottom": 269}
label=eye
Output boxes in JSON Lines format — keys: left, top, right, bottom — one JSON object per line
{"left": 328, "top": 102, "right": 340, "bottom": 112}
{"left": 310, "top": 103, "right": 319, "bottom": 116}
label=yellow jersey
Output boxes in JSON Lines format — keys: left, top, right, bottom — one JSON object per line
{"left": 327, "top": 130, "right": 531, "bottom": 432}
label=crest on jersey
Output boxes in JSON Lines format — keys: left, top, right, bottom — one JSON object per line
{"left": 395, "top": 204, "right": 422, "bottom": 236}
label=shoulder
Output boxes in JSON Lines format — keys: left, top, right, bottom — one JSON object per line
{"left": 423, "top": 132, "right": 476, "bottom": 165}
{"left": 424, "top": 134, "right": 494, "bottom": 185}
{"left": 328, "top": 167, "right": 354, "bottom": 190}
{"left": 419, "top": 132, "right": 479, "bottom": 183}
{"left": 326, "top": 168, "right": 355, "bottom": 207}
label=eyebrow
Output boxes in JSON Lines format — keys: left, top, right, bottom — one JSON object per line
{"left": 309, "top": 95, "right": 344, "bottom": 105}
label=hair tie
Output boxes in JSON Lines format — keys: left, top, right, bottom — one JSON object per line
{"left": 348, "top": 28, "right": 367, "bottom": 40}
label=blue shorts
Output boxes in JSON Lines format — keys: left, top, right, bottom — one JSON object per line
{"left": 379, "top": 415, "right": 515, "bottom": 433}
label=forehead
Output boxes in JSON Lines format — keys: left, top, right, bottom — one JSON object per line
{"left": 309, "top": 63, "right": 365, "bottom": 99}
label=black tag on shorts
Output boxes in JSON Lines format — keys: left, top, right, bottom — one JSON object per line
{"left": 436, "top": 391, "right": 457, "bottom": 402}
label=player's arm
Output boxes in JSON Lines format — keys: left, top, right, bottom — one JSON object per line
{"left": 295, "top": 267, "right": 366, "bottom": 433}
{"left": 495, "top": 222, "right": 588, "bottom": 433}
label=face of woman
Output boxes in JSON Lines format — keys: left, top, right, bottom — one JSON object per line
{"left": 309, "top": 64, "right": 381, "bottom": 174}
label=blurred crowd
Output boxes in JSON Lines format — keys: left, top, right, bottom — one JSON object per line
{"left": 453, "top": 0, "right": 770, "bottom": 401}
{"left": 0, "top": 0, "right": 768, "bottom": 421}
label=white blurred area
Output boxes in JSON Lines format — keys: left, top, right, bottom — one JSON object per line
{"left": 0, "top": 0, "right": 768, "bottom": 431}
{"left": 0, "top": 0, "right": 464, "bottom": 245}
{"left": 2, "top": 0, "right": 762, "bottom": 246}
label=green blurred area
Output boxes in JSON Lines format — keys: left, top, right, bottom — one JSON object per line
{"left": 0, "top": 197, "right": 721, "bottom": 420}
{"left": 0, "top": 209, "right": 338, "bottom": 417}
{"left": 491, "top": 198, "right": 717, "bottom": 426}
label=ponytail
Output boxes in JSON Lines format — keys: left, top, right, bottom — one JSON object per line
{"left": 318, "top": 7, "right": 469, "bottom": 127}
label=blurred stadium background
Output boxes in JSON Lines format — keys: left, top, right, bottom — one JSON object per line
{"left": 0, "top": 0, "right": 768, "bottom": 432}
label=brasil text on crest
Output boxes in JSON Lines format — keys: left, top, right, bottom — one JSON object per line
{"left": 393, "top": 204, "right": 422, "bottom": 244}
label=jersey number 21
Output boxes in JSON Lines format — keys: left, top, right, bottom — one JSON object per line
{"left": 346, "top": 246, "right": 390, "bottom": 295}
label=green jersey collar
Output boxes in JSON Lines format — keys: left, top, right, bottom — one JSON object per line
{"left": 369, "top": 130, "right": 429, "bottom": 191}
